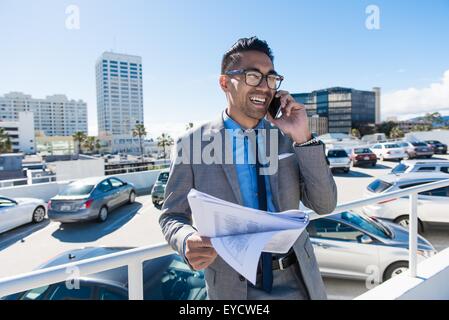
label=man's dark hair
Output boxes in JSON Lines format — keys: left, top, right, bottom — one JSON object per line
{"left": 221, "top": 37, "right": 274, "bottom": 74}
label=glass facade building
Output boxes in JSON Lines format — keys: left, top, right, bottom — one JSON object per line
{"left": 293, "top": 87, "right": 377, "bottom": 134}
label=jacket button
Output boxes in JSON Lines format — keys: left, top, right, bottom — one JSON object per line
{"left": 239, "top": 275, "right": 245, "bottom": 282}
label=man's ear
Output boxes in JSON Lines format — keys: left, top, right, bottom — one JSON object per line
{"left": 219, "top": 75, "right": 229, "bottom": 92}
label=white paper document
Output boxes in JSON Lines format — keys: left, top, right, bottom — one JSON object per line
{"left": 187, "top": 188, "right": 309, "bottom": 285}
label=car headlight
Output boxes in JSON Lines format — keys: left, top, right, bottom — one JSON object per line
{"left": 417, "top": 249, "right": 437, "bottom": 258}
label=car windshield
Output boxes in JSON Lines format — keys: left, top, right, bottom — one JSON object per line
{"left": 411, "top": 142, "right": 427, "bottom": 147}
{"left": 391, "top": 163, "right": 409, "bottom": 174}
{"left": 367, "top": 179, "right": 393, "bottom": 193}
{"left": 354, "top": 148, "right": 372, "bottom": 154}
{"left": 340, "top": 212, "right": 391, "bottom": 239}
{"left": 158, "top": 172, "right": 169, "bottom": 183}
{"left": 327, "top": 150, "right": 348, "bottom": 157}
{"left": 60, "top": 184, "right": 95, "bottom": 196}
{"left": 385, "top": 144, "right": 400, "bottom": 148}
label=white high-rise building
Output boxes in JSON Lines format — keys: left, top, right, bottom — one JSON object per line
{"left": 95, "top": 52, "right": 144, "bottom": 138}
{"left": 0, "top": 92, "right": 88, "bottom": 136}
{"left": 0, "top": 111, "right": 36, "bottom": 154}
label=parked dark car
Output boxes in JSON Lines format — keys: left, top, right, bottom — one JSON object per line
{"left": 151, "top": 170, "right": 169, "bottom": 206}
{"left": 349, "top": 147, "right": 377, "bottom": 167}
{"left": 424, "top": 140, "right": 448, "bottom": 154}
{"left": 2, "top": 247, "right": 206, "bottom": 300}
{"left": 48, "top": 177, "right": 136, "bottom": 223}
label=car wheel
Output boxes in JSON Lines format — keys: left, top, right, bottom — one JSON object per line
{"left": 426, "top": 155, "right": 432, "bottom": 159}
{"left": 32, "top": 206, "right": 46, "bottom": 223}
{"left": 344, "top": 168, "right": 350, "bottom": 173}
{"left": 383, "top": 261, "right": 409, "bottom": 281}
{"left": 97, "top": 206, "right": 108, "bottom": 223}
{"left": 394, "top": 215, "right": 424, "bottom": 234}
{"left": 128, "top": 191, "right": 136, "bottom": 204}
{"left": 372, "top": 162, "right": 376, "bottom": 167}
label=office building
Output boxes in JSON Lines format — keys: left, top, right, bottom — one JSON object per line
{"left": 292, "top": 87, "right": 378, "bottom": 134}
{"left": 95, "top": 52, "right": 144, "bottom": 139}
{"left": 0, "top": 111, "right": 35, "bottom": 154}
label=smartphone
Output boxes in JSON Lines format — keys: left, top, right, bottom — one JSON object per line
{"left": 268, "top": 94, "right": 282, "bottom": 119}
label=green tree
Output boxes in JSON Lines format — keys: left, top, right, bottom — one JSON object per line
{"left": 82, "top": 136, "right": 101, "bottom": 154}
{"left": 157, "top": 133, "right": 174, "bottom": 160}
{"left": 0, "top": 128, "right": 12, "bottom": 153}
{"left": 375, "top": 121, "right": 397, "bottom": 137}
{"left": 72, "top": 131, "right": 87, "bottom": 155}
{"left": 389, "top": 126, "right": 404, "bottom": 139}
{"left": 132, "top": 123, "right": 147, "bottom": 160}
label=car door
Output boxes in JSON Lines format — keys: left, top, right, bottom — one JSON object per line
{"left": 109, "top": 178, "right": 128, "bottom": 205}
{"left": 96, "top": 179, "right": 116, "bottom": 209}
{"left": 417, "top": 186, "right": 449, "bottom": 223}
{"left": 307, "top": 218, "right": 379, "bottom": 280}
{"left": 0, "top": 198, "right": 21, "bottom": 233}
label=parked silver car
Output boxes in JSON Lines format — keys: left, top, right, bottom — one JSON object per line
{"left": 390, "top": 159, "right": 449, "bottom": 175}
{"left": 307, "top": 211, "right": 436, "bottom": 281}
{"left": 48, "top": 177, "right": 136, "bottom": 223}
{"left": 397, "top": 141, "right": 433, "bottom": 159}
{"left": 327, "top": 149, "right": 351, "bottom": 173}
{"left": 364, "top": 172, "right": 449, "bottom": 232}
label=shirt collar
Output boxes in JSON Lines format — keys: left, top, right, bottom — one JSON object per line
{"left": 222, "top": 110, "right": 265, "bottom": 131}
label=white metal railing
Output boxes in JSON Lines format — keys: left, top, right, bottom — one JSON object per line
{"left": 0, "top": 175, "right": 57, "bottom": 188}
{"left": 1, "top": 178, "right": 449, "bottom": 300}
{"left": 104, "top": 164, "right": 170, "bottom": 175}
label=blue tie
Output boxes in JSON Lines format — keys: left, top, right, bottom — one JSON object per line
{"left": 255, "top": 129, "right": 273, "bottom": 293}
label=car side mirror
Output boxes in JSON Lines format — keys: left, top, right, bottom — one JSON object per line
{"left": 359, "top": 235, "right": 373, "bottom": 244}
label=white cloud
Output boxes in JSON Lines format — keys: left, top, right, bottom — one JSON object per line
{"left": 383, "top": 69, "right": 449, "bottom": 118}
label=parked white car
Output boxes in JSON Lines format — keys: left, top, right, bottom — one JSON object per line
{"left": 307, "top": 211, "right": 436, "bottom": 281}
{"left": 390, "top": 160, "right": 449, "bottom": 175}
{"left": 363, "top": 172, "right": 449, "bottom": 232}
{"left": 0, "top": 196, "right": 47, "bottom": 234}
{"left": 370, "top": 143, "right": 406, "bottom": 161}
{"left": 326, "top": 149, "right": 351, "bottom": 173}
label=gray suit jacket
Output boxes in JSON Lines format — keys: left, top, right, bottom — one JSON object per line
{"left": 159, "top": 115, "right": 337, "bottom": 300}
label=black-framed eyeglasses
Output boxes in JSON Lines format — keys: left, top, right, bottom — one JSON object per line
{"left": 224, "top": 69, "right": 284, "bottom": 90}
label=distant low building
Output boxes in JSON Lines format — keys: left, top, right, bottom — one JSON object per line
{"left": 394, "top": 120, "right": 432, "bottom": 134}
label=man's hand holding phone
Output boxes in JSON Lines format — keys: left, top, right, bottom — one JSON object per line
{"left": 185, "top": 232, "right": 217, "bottom": 270}
{"left": 267, "top": 90, "right": 312, "bottom": 144}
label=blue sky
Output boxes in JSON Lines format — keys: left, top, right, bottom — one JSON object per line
{"left": 1, "top": 0, "right": 448, "bottom": 138}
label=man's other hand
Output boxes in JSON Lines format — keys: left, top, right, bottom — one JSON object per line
{"left": 185, "top": 233, "right": 218, "bottom": 270}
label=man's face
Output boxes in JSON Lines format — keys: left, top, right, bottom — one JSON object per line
{"left": 224, "top": 51, "right": 276, "bottom": 121}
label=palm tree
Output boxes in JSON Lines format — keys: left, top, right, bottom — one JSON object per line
{"left": 72, "top": 131, "right": 87, "bottom": 155}
{"left": 95, "top": 139, "right": 102, "bottom": 153}
{"left": 82, "top": 136, "right": 99, "bottom": 154}
{"left": 0, "top": 128, "right": 12, "bottom": 154}
{"left": 157, "top": 133, "right": 174, "bottom": 159}
{"left": 132, "top": 124, "right": 147, "bottom": 160}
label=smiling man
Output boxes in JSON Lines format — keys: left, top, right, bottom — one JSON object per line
{"left": 159, "top": 37, "right": 337, "bottom": 300}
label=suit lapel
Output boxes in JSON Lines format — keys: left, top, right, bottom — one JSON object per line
{"left": 203, "top": 115, "right": 243, "bottom": 205}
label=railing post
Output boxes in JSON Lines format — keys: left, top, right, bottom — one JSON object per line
{"left": 127, "top": 261, "right": 144, "bottom": 300}
{"left": 409, "top": 192, "right": 418, "bottom": 278}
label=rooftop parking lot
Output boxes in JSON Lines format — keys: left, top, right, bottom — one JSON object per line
{"left": 1, "top": 154, "right": 448, "bottom": 299}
